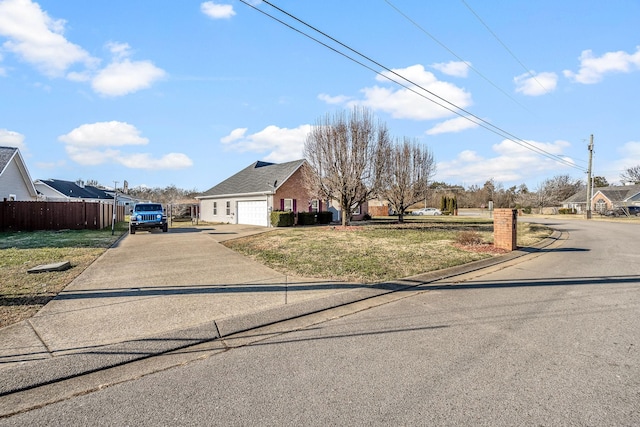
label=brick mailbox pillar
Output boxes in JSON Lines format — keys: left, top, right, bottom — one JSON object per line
{"left": 494, "top": 208, "right": 517, "bottom": 251}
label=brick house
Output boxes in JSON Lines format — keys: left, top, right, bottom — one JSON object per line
{"left": 197, "top": 160, "right": 322, "bottom": 226}
{"left": 563, "top": 185, "right": 640, "bottom": 214}
{"left": 197, "top": 159, "right": 371, "bottom": 226}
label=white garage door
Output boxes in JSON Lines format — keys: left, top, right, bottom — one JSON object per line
{"left": 237, "top": 200, "right": 268, "bottom": 226}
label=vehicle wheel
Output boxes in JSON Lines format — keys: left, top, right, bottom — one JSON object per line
{"left": 162, "top": 224, "right": 168, "bottom": 232}
{"left": 130, "top": 226, "right": 136, "bottom": 234}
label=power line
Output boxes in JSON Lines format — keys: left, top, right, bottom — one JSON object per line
{"left": 238, "top": 0, "right": 585, "bottom": 172}
{"left": 382, "top": 0, "right": 534, "bottom": 115}
{"left": 460, "top": 0, "right": 550, "bottom": 95}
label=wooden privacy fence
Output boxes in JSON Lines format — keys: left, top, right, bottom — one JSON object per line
{"left": 0, "top": 201, "right": 125, "bottom": 232}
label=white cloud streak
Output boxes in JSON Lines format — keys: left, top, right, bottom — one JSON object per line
{"left": 426, "top": 116, "right": 479, "bottom": 135}
{"left": 431, "top": 61, "right": 470, "bottom": 78}
{"left": 0, "top": 0, "right": 165, "bottom": 96}
{"left": 0, "top": 0, "right": 96, "bottom": 77}
{"left": 0, "top": 128, "right": 27, "bottom": 150}
{"left": 436, "top": 139, "right": 575, "bottom": 185}
{"left": 514, "top": 71, "right": 558, "bottom": 96}
{"left": 220, "top": 124, "right": 311, "bottom": 162}
{"left": 201, "top": 1, "right": 236, "bottom": 19}
{"left": 563, "top": 46, "right": 640, "bottom": 84}
{"left": 58, "top": 121, "right": 192, "bottom": 170}
{"left": 349, "top": 64, "right": 472, "bottom": 120}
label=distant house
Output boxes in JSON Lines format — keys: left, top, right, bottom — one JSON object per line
{"left": 34, "top": 179, "right": 113, "bottom": 202}
{"left": 591, "top": 185, "right": 640, "bottom": 214}
{"left": 0, "top": 146, "right": 38, "bottom": 201}
{"left": 563, "top": 185, "right": 640, "bottom": 214}
{"left": 35, "top": 178, "right": 136, "bottom": 206}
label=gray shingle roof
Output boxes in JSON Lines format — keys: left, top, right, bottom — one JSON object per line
{"left": 565, "top": 184, "right": 640, "bottom": 204}
{"left": 0, "top": 146, "right": 18, "bottom": 175}
{"left": 38, "top": 179, "right": 113, "bottom": 200}
{"left": 198, "top": 159, "right": 305, "bottom": 197}
{"left": 594, "top": 184, "right": 640, "bottom": 202}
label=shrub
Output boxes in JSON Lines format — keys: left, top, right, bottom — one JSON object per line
{"left": 316, "top": 211, "right": 333, "bottom": 224}
{"left": 455, "top": 230, "right": 483, "bottom": 245}
{"left": 558, "top": 208, "right": 577, "bottom": 215}
{"left": 271, "top": 211, "right": 294, "bottom": 227}
{"left": 297, "top": 212, "right": 316, "bottom": 225}
{"left": 362, "top": 213, "right": 372, "bottom": 221}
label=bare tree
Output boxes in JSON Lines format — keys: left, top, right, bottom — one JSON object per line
{"left": 535, "top": 174, "right": 583, "bottom": 211}
{"left": 304, "top": 107, "right": 388, "bottom": 226}
{"left": 377, "top": 137, "right": 435, "bottom": 222}
{"left": 621, "top": 165, "right": 640, "bottom": 184}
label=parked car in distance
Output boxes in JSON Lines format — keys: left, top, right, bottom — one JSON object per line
{"left": 412, "top": 207, "right": 442, "bottom": 216}
{"left": 604, "top": 206, "right": 640, "bottom": 217}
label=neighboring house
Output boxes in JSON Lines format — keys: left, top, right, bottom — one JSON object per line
{"left": 0, "top": 146, "right": 38, "bottom": 201}
{"left": 562, "top": 186, "right": 587, "bottom": 213}
{"left": 563, "top": 185, "right": 640, "bottom": 214}
{"left": 35, "top": 179, "right": 116, "bottom": 203}
{"left": 591, "top": 185, "right": 640, "bottom": 214}
{"left": 197, "top": 160, "right": 322, "bottom": 226}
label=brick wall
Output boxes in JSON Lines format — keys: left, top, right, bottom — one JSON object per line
{"left": 274, "top": 165, "right": 318, "bottom": 212}
{"left": 493, "top": 208, "right": 517, "bottom": 251}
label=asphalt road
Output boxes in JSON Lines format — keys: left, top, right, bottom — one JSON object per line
{"left": 2, "top": 218, "right": 639, "bottom": 426}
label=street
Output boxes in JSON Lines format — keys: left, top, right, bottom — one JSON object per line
{"left": 2, "top": 218, "right": 639, "bottom": 426}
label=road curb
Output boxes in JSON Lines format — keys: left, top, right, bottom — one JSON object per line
{"left": 0, "top": 230, "right": 563, "bottom": 400}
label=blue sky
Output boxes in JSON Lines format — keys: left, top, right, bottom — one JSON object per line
{"left": 1, "top": 0, "right": 639, "bottom": 192}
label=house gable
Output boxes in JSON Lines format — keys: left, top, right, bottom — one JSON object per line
{"left": 0, "top": 146, "right": 37, "bottom": 201}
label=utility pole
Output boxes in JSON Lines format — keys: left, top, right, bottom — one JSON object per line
{"left": 112, "top": 181, "right": 119, "bottom": 235}
{"left": 586, "top": 135, "right": 594, "bottom": 219}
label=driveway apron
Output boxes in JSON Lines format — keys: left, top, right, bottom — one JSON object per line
{"left": 23, "top": 225, "right": 343, "bottom": 356}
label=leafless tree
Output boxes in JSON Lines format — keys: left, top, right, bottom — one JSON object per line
{"left": 535, "top": 174, "right": 583, "bottom": 211}
{"left": 303, "top": 107, "right": 388, "bottom": 226}
{"left": 620, "top": 165, "right": 640, "bottom": 184}
{"left": 377, "top": 137, "right": 435, "bottom": 222}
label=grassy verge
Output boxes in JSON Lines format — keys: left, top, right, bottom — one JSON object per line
{"left": 0, "top": 223, "right": 128, "bottom": 328}
{"left": 224, "top": 219, "right": 552, "bottom": 283}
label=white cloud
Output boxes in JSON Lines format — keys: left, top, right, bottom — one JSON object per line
{"left": 58, "top": 121, "right": 192, "bottom": 170}
{"left": 220, "top": 128, "right": 247, "bottom": 143}
{"left": 0, "top": 0, "right": 96, "bottom": 77}
{"left": 201, "top": 1, "right": 236, "bottom": 19}
{"left": 318, "top": 93, "right": 352, "bottom": 105}
{"left": 563, "top": 46, "right": 640, "bottom": 84}
{"left": 431, "top": 61, "right": 470, "bottom": 78}
{"left": 619, "top": 141, "right": 640, "bottom": 158}
{"left": 59, "top": 121, "right": 149, "bottom": 147}
{"left": 91, "top": 42, "right": 166, "bottom": 96}
{"left": 117, "top": 153, "right": 193, "bottom": 170}
{"left": 436, "top": 139, "right": 575, "bottom": 185}
{"left": 0, "top": 1, "right": 164, "bottom": 96}
{"left": 426, "top": 116, "right": 479, "bottom": 135}
{"left": 514, "top": 71, "right": 558, "bottom": 96}
{"left": 0, "top": 128, "right": 27, "bottom": 150}
{"left": 349, "top": 64, "right": 472, "bottom": 120}
{"left": 220, "top": 124, "right": 311, "bottom": 162}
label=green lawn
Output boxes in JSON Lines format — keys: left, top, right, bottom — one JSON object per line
{"left": 0, "top": 223, "right": 128, "bottom": 328}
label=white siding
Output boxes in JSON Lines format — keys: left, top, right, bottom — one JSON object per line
{"left": 0, "top": 158, "right": 36, "bottom": 201}
{"left": 199, "top": 195, "right": 272, "bottom": 225}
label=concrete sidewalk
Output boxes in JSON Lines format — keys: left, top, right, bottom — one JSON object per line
{"left": 0, "top": 223, "right": 561, "bottom": 402}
